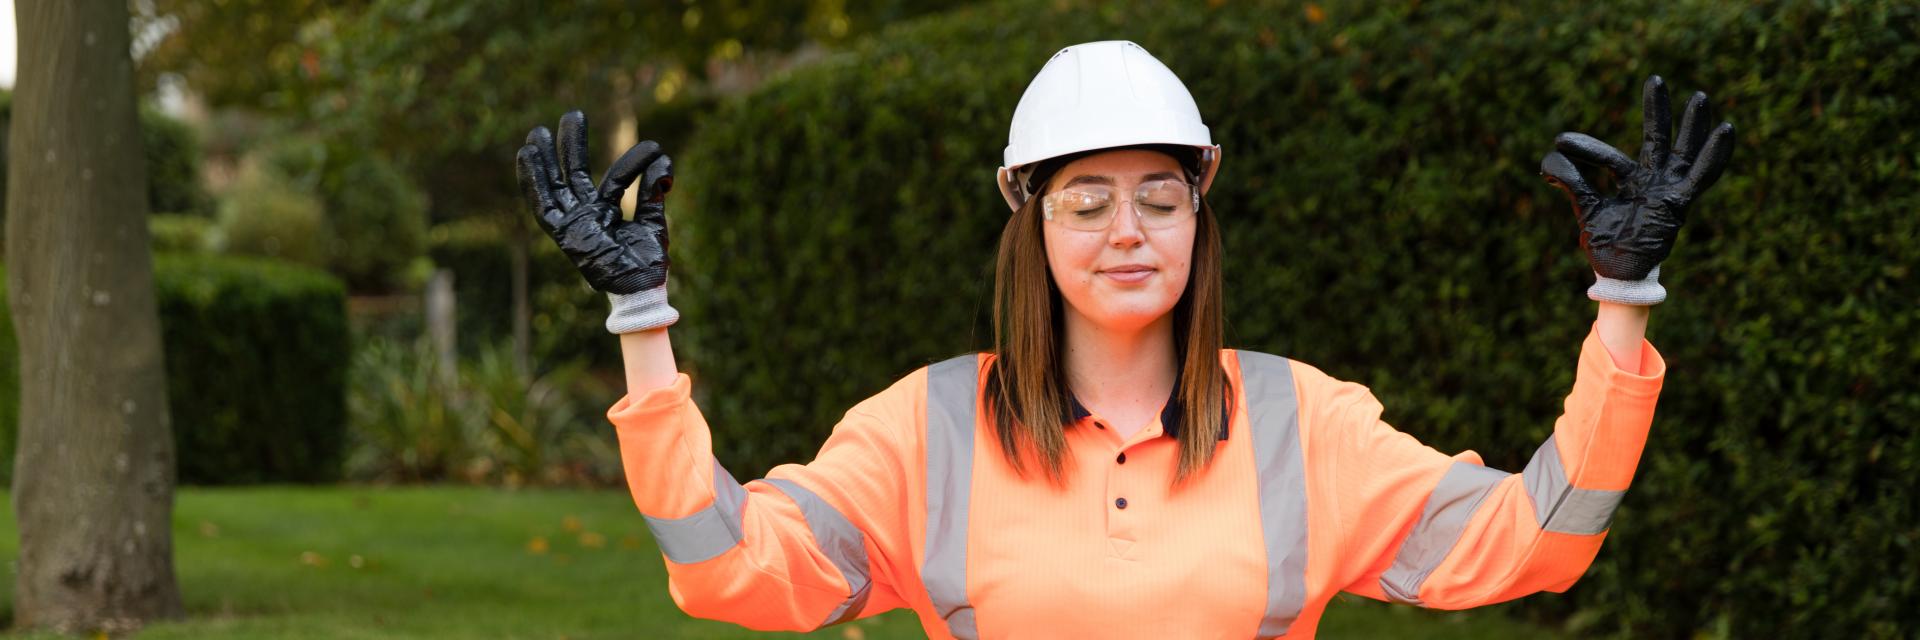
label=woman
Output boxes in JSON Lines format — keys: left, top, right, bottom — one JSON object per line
{"left": 514, "top": 41, "right": 1732, "bottom": 639}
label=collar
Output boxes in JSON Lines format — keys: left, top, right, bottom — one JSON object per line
{"left": 1065, "top": 373, "right": 1231, "bottom": 441}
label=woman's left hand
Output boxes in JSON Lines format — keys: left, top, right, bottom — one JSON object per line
{"left": 1540, "top": 75, "right": 1734, "bottom": 306}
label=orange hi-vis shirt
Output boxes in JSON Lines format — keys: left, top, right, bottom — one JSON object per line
{"left": 607, "top": 322, "right": 1665, "bottom": 638}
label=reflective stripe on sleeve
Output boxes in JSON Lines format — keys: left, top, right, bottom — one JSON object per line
{"left": 1379, "top": 461, "right": 1511, "bottom": 606}
{"left": 1523, "top": 434, "right": 1627, "bottom": 535}
{"left": 762, "top": 478, "right": 874, "bottom": 628}
{"left": 923, "top": 354, "right": 981, "bottom": 639}
{"left": 1237, "top": 351, "right": 1310, "bottom": 638}
{"left": 643, "top": 458, "right": 749, "bottom": 564}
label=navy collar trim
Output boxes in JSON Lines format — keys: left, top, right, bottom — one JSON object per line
{"left": 1065, "top": 373, "right": 1232, "bottom": 441}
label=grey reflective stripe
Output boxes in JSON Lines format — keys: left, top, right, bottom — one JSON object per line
{"left": 1523, "top": 435, "right": 1627, "bottom": 535}
{"left": 1380, "top": 461, "right": 1512, "bottom": 605}
{"left": 922, "top": 354, "right": 980, "bottom": 640}
{"left": 1237, "top": 351, "right": 1309, "bottom": 638}
{"left": 644, "top": 458, "right": 748, "bottom": 564}
{"left": 763, "top": 478, "right": 874, "bottom": 627}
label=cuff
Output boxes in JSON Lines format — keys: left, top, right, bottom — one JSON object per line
{"left": 607, "top": 287, "right": 680, "bottom": 334}
{"left": 607, "top": 372, "right": 694, "bottom": 424}
{"left": 1578, "top": 320, "right": 1666, "bottom": 399}
{"left": 1588, "top": 265, "right": 1665, "bottom": 306}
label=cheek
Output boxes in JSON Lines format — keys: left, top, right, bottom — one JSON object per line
{"left": 1160, "top": 227, "right": 1196, "bottom": 293}
{"left": 1043, "top": 227, "right": 1097, "bottom": 289}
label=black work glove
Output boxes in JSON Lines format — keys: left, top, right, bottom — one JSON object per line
{"left": 515, "top": 110, "right": 679, "bottom": 332}
{"left": 1540, "top": 75, "right": 1734, "bottom": 305}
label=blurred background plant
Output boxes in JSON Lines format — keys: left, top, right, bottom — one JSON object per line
{"left": 345, "top": 333, "right": 620, "bottom": 487}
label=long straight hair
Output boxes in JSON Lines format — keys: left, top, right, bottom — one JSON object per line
{"left": 982, "top": 188, "right": 1230, "bottom": 489}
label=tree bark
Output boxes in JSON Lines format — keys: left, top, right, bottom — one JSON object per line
{"left": 6, "top": 0, "right": 183, "bottom": 632}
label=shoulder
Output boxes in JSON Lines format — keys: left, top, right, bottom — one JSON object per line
{"left": 838, "top": 352, "right": 986, "bottom": 442}
{"left": 1220, "top": 348, "right": 1377, "bottom": 417}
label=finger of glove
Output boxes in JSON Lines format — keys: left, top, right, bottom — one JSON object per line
{"left": 523, "top": 126, "right": 578, "bottom": 211}
{"left": 1541, "top": 151, "right": 1601, "bottom": 221}
{"left": 1639, "top": 75, "right": 1672, "bottom": 171}
{"left": 1555, "top": 132, "right": 1640, "bottom": 182}
{"left": 597, "top": 140, "right": 663, "bottom": 205}
{"left": 557, "top": 111, "right": 598, "bottom": 204}
{"left": 1678, "top": 122, "right": 1735, "bottom": 200}
{"left": 516, "top": 145, "right": 571, "bottom": 235}
{"left": 640, "top": 154, "right": 673, "bottom": 204}
{"left": 1673, "top": 91, "right": 1714, "bottom": 164}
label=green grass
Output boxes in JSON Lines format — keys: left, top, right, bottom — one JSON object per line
{"left": 0, "top": 486, "right": 1562, "bottom": 638}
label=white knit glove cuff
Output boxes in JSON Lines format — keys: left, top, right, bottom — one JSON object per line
{"left": 1588, "top": 264, "right": 1665, "bottom": 306}
{"left": 605, "top": 287, "right": 679, "bottom": 334}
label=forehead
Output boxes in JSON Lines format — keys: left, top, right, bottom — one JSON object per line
{"left": 1049, "top": 149, "right": 1184, "bottom": 187}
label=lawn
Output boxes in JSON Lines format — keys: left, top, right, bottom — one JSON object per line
{"left": 0, "top": 486, "right": 1560, "bottom": 638}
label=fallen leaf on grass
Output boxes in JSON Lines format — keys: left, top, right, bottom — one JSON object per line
{"left": 299, "top": 551, "right": 328, "bottom": 568}
{"left": 198, "top": 521, "right": 220, "bottom": 538}
{"left": 579, "top": 532, "right": 606, "bottom": 549}
{"left": 527, "top": 536, "right": 550, "bottom": 555}
{"left": 562, "top": 515, "right": 583, "bottom": 532}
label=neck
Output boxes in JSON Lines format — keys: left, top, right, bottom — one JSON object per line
{"left": 1061, "top": 309, "right": 1179, "bottom": 418}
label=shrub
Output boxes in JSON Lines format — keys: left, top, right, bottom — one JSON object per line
{"left": 263, "top": 137, "right": 429, "bottom": 292}
{"left": 142, "top": 106, "right": 212, "bottom": 216}
{"left": 670, "top": 1, "right": 1919, "bottom": 637}
{"left": 214, "top": 160, "right": 335, "bottom": 267}
{"left": 150, "top": 213, "right": 215, "bottom": 253}
{"left": 344, "top": 334, "right": 620, "bottom": 487}
{"left": 154, "top": 254, "right": 351, "bottom": 484}
{"left": 0, "top": 256, "right": 349, "bottom": 484}
{"left": 425, "top": 217, "right": 616, "bottom": 369}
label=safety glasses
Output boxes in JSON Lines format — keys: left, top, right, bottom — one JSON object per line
{"left": 1040, "top": 178, "right": 1198, "bottom": 232}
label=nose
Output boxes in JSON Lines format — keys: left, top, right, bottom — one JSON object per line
{"left": 1107, "top": 200, "right": 1146, "bottom": 248}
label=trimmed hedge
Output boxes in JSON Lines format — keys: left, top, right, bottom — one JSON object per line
{"left": 670, "top": 0, "right": 1917, "bottom": 637}
{"left": 0, "top": 255, "right": 349, "bottom": 484}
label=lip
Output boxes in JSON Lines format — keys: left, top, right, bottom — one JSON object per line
{"left": 1099, "top": 265, "right": 1156, "bottom": 283}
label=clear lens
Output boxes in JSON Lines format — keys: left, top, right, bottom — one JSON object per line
{"left": 1041, "top": 179, "right": 1195, "bottom": 231}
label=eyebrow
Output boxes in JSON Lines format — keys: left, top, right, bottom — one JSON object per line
{"left": 1060, "top": 171, "right": 1183, "bottom": 188}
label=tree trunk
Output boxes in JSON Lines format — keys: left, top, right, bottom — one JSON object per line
{"left": 6, "top": 0, "right": 183, "bottom": 632}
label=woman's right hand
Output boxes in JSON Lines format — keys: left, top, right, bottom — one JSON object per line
{"left": 516, "top": 110, "right": 681, "bottom": 333}
{"left": 516, "top": 109, "right": 675, "bottom": 294}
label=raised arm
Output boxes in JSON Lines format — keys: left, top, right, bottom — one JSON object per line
{"left": 1318, "top": 74, "right": 1732, "bottom": 608}
{"left": 517, "top": 111, "right": 911, "bottom": 630}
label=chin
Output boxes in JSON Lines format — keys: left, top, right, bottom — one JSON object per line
{"left": 1086, "top": 303, "right": 1176, "bottom": 331}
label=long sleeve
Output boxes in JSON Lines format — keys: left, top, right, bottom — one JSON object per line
{"left": 606, "top": 369, "right": 922, "bottom": 631}
{"left": 1307, "top": 321, "right": 1666, "bottom": 609}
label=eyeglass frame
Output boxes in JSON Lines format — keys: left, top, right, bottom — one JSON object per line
{"left": 1039, "top": 176, "right": 1203, "bottom": 232}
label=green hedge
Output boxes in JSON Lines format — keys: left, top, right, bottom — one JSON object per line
{"left": 670, "top": 0, "right": 1917, "bottom": 637}
{"left": 0, "top": 255, "right": 349, "bottom": 485}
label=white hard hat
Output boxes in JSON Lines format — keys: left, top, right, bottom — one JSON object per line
{"left": 996, "top": 40, "right": 1222, "bottom": 212}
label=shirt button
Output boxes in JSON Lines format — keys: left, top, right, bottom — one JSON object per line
{"left": 1116, "top": 453, "right": 1127, "bottom": 464}
{"left": 1115, "top": 497, "right": 1128, "bottom": 509}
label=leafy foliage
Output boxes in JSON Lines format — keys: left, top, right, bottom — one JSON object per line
{"left": 154, "top": 255, "right": 351, "bottom": 484}
{"left": 344, "top": 335, "right": 620, "bottom": 487}
{"left": 672, "top": 0, "right": 1919, "bottom": 637}
{"left": 214, "top": 159, "right": 335, "bottom": 267}
{"left": 0, "top": 257, "right": 351, "bottom": 485}
{"left": 262, "top": 136, "right": 430, "bottom": 292}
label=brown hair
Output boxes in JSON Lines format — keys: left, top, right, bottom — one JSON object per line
{"left": 981, "top": 179, "right": 1230, "bottom": 489}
